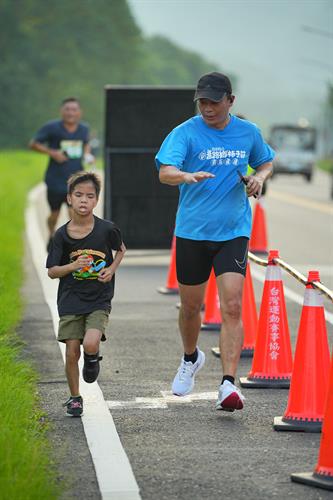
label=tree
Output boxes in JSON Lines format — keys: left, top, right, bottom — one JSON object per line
{"left": 0, "top": 0, "right": 233, "bottom": 147}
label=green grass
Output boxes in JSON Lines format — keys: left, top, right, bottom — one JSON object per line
{"left": 0, "top": 150, "right": 61, "bottom": 499}
{"left": 316, "top": 158, "right": 333, "bottom": 173}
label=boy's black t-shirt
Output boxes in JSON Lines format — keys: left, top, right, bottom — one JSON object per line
{"left": 46, "top": 216, "right": 122, "bottom": 316}
{"left": 33, "top": 119, "right": 89, "bottom": 193}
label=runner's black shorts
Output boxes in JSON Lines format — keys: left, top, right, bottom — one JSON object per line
{"left": 47, "top": 189, "right": 69, "bottom": 211}
{"left": 176, "top": 236, "right": 249, "bottom": 285}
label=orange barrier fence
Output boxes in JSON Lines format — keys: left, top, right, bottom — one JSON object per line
{"left": 291, "top": 350, "right": 333, "bottom": 491}
{"left": 215, "top": 249, "right": 333, "bottom": 492}
{"left": 273, "top": 270, "right": 330, "bottom": 432}
{"left": 249, "top": 251, "right": 333, "bottom": 303}
{"left": 240, "top": 250, "right": 293, "bottom": 388}
{"left": 159, "top": 240, "right": 333, "bottom": 491}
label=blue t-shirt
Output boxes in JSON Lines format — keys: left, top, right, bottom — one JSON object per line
{"left": 155, "top": 114, "right": 274, "bottom": 241}
{"left": 34, "top": 119, "right": 89, "bottom": 193}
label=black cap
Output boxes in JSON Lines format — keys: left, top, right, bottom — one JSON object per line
{"left": 194, "top": 72, "right": 232, "bottom": 102}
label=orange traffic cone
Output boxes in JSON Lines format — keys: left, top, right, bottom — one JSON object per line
{"left": 157, "top": 235, "right": 179, "bottom": 295}
{"left": 241, "top": 263, "right": 258, "bottom": 357}
{"left": 211, "top": 263, "right": 257, "bottom": 358}
{"left": 274, "top": 271, "right": 330, "bottom": 432}
{"left": 240, "top": 249, "right": 293, "bottom": 388}
{"left": 249, "top": 198, "right": 268, "bottom": 254}
{"left": 291, "top": 350, "right": 333, "bottom": 490}
{"left": 201, "top": 271, "right": 221, "bottom": 331}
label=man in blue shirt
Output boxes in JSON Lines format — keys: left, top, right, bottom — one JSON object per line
{"left": 29, "top": 97, "right": 95, "bottom": 250}
{"left": 155, "top": 72, "right": 274, "bottom": 412}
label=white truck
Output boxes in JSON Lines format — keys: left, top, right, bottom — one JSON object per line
{"left": 269, "top": 125, "right": 317, "bottom": 182}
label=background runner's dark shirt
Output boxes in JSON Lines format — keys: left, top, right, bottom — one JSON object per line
{"left": 34, "top": 119, "right": 89, "bottom": 193}
{"left": 46, "top": 216, "right": 122, "bottom": 316}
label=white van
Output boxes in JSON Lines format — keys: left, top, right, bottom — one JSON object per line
{"left": 269, "top": 125, "right": 317, "bottom": 182}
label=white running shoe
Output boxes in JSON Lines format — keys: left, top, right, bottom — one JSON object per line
{"left": 215, "top": 380, "right": 245, "bottom": 412}
{"left": 172, "top": 349, "right": 205, "bottom": 396}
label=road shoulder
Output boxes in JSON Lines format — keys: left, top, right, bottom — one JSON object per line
{"left": 19, "top": 239, "right": 101, "bottom": 499}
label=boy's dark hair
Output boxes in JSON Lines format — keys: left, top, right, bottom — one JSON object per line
{"left": 67, "top": 171, "right": 101, "bottom": 197}
{"left": 61, "top": 97, "right": 80, "bottom": 106}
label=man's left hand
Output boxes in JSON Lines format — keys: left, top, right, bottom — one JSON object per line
{"left": 244, "top": 175, "right": 264, "bottom": 198}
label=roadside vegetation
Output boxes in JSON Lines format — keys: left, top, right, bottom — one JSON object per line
{"left": 316, "top": 158, "right": 333, "bottom": 173}
{"left": 0, "top": 150, "right": 61, "bottom": 499}
{"left": 0, "top": 0, "right": 227, "bottom": 148}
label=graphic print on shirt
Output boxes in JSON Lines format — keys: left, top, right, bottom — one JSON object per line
{"left": 70, "top": 249, "right": 107, "bottom": 280}
{"left": 198, "top": 147, "right": 247, "bottom": 167}
{"left": 60, "top": 140, "right": 83, "bottom": 159}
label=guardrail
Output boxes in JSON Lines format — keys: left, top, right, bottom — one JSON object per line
{"left": 248, "top": 251, "right": 333, "bottom": 303}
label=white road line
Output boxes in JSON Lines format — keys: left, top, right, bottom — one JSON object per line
{"left": 160, "top": 390, "right": 218, "bottom": 400}
{"left": 26, "top": 184, "right": 141, "bottom": 500}
{"left": 251, "top": 267, "right": 333, "bottom": 325}
{"left": 269, "top": 189, "right": 333, "bottom": 215}
{"left": 107, "top": 391, "right": 218, "bottom": 410}
{"left": 108, "top": 399, "right": 168, "bottom": 410}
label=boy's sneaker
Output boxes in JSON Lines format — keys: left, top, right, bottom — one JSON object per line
{"left": 172, "top": 349, "right": 205, "bottom": 396}
{"left": 83, "top": 352, "right": 103, "bottom": 383}
{"left": 215, "top": 380, "right": 245, "bottom": 412}
{"left": 63, "top": 396, "right": 83, "bottom": 417}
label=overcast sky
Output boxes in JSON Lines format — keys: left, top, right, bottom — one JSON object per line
{"left": 128, "top": 0, "right": 332, "bottom": 133}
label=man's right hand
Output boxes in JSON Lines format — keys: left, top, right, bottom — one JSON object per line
{"left": 50, "top": 149, "right": 68, "bottom": 163}
{"left": 183, "top": 171, "right": 215, "bottom": 184}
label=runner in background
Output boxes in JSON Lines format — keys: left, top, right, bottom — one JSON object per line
{"left": 29, "top": 97, "right": 95, "bottom": 250}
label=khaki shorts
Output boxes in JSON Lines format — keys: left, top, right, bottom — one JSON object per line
{"left": 58, "top": 310, "right": 109, "bottom": 343}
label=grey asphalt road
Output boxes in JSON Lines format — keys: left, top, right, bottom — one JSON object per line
{"left": 102, "top": 168, "right": 333, "bottom": 500}
{"left": 264, "top": 169, "right": 333, "bottom": 291}
{"left": 258, "top": 168, "right": 333, "bottom": 324}
{"left": 20, "top": 168, "right": 332, "bottom": 500}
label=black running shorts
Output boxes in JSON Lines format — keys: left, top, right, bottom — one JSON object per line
{"left": 176, "top": 236, "right": 249, "bottom": 286}
{"left": 47, "top": 189, "right": 68, "bottom": 211}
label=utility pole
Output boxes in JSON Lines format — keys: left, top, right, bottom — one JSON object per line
{"left": 301, "top": 24, "right": 333, "bottom": 158}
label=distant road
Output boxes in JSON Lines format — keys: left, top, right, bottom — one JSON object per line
{"left": 263, "top": 168, "right": 333, "bottom": 294}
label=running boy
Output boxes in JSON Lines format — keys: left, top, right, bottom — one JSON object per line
{"left": 47, "top": 171, "right": 126, "bottom": 417}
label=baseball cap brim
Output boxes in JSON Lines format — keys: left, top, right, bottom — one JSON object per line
{"left": 193, "top": 89, "right": 226, "bottom": 102}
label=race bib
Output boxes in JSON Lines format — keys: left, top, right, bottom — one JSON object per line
{"left": 60, "top": 140, "right": 83, "bottom": 159}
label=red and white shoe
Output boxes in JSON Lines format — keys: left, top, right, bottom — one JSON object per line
{"left": 215, "top": 380, "right": 245, "bottom": 412}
